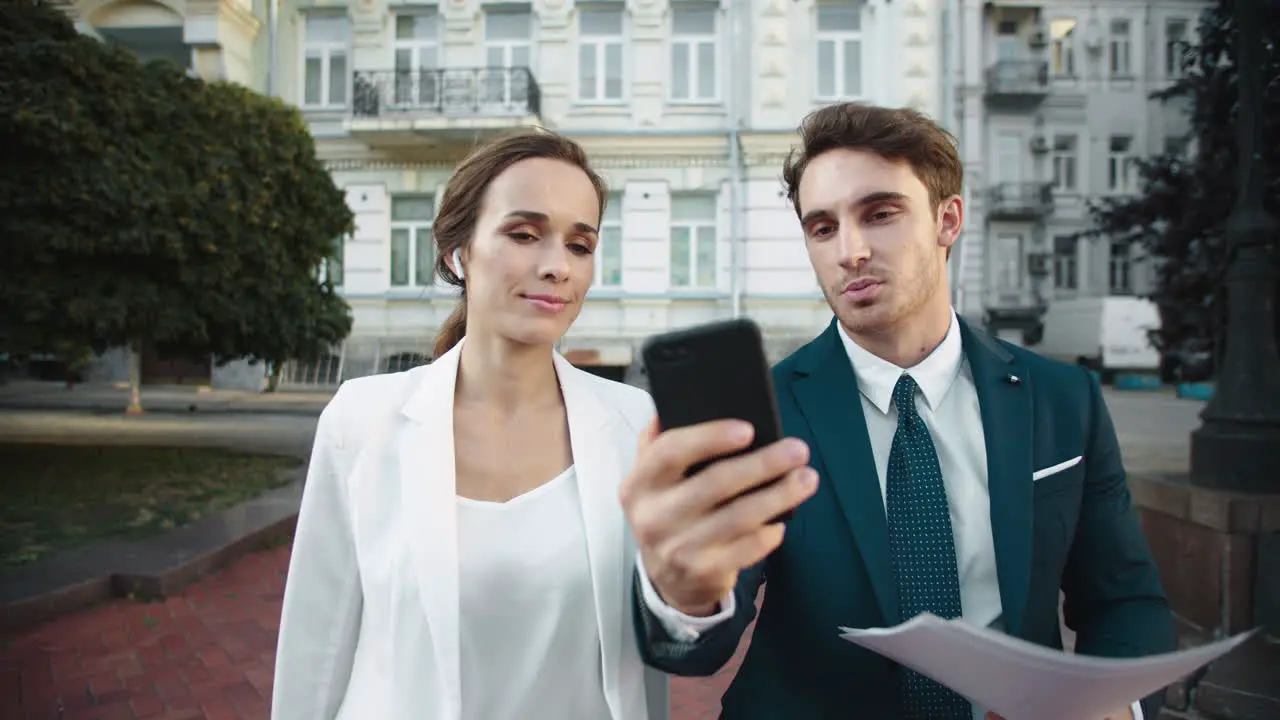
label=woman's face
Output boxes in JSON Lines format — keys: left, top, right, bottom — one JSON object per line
{"left": 452, "top": 157, "right": 601, "bottom": 349}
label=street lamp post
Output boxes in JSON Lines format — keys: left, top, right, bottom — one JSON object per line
{"left": 1189, "top": 0, "right": 1280, "bottom": 492}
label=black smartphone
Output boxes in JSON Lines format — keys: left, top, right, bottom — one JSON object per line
{"left": 640, "top": 318, "right": 793, "bottom": 524}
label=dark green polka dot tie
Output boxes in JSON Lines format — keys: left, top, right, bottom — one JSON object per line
{"left": 886, "top": 373, "right": 971, "bottom": 719}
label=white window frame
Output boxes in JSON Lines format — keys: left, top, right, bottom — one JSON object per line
{"left": 1109, "top": 241, "right": 1132, "bottom": 294}
{"left": 669, "top": 4, "right": 719, "bottom": 103}
{"left": 994, "top": 234, "right": 1024, "bottom": 292}
{"left": 484, "top": 10, "right": 534, "bottom": 108}
{"left": 1052, "top": 235, "right": 1078, "bottom": 291}
{"left": 389, "top": 195, "right": 437, "bottom": 289}
{"left": 319, "top": 235, "right": 348, "bottom": 289}
{"left": 1051, "top": 134, "right": 1078, "bottom": 193}
{"left": 577, "top": 7, "right": 626, "bottom": 104}
{"left": 1050, "top": 18, "right": 1077, "bottom": 76}
{"left": 594, "top": 192, "right": 624, "bottom": 288}
{"left": 1107, "top": 135, "right": 1137, "bottom": 194}
{"left": 301, "top": 14, "right": 350, "bottom": 109}
{"left": 669, "top": 194, "right": 717, "bottom": 290}
{"left": 995, "top": 132, "right": 1023, "bottom": 184}
{"left": 814, "top": 3, "right": 864, "bottom": 101}
{"left": 1165, "top": 17, "right": 1189, "bottom": 79}
{"left": 1108, "top": 18, "right": 1132, "bottom": 77}
{"left": 393, "top": 12, "right": 440, "bottom": 108}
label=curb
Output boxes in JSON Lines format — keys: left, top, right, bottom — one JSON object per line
{"left": 0, "top": 401, "right": 326, "bottom": 417}
{"left": 0, "top": 462, "right": 306, "bottom": 639}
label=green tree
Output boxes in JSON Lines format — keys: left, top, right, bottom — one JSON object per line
{"left": 0, "top": 0, "right": 354, "bottom": 411}
{"left": 1079, "top": 0, "right": 1280, "bottom": 381}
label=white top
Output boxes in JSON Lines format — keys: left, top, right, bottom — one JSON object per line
{"left": 456, "top": 466, "right": 612, "bottom": 720}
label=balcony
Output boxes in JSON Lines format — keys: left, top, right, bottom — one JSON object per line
{"left": 346, "top": 67, "right": 542, "bottom": 150}
{"left": 987, "top": 182, "right": 1054, "bottom": 220}
{"left": 984, "top": 60, "right": 1049, "bottom": 108}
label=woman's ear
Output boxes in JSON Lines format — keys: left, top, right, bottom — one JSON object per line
{"left": 451, "top": 247, "right": 465, "bottom": 281}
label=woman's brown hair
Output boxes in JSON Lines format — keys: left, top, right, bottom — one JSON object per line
{"left": 431, "top": 129, "right": 608, "bottom": 358}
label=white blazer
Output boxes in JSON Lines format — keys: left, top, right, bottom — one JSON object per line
{"left": 271, "top": 340, "right": 669, "bottom": 720}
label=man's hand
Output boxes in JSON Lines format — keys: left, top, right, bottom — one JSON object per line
{"left": 620, "top": 417, "right": 818, "bottom": 617}
{"left": 985, "top": 709, "right": 1134, "bottom": 720}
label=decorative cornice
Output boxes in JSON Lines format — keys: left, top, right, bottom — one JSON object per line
{"left": 324, "top": 153, "right": 731, "bottom": 172}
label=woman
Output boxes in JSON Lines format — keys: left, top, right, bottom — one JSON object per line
{"left": 271, "top": 131, "right": 668, "bottom": 720}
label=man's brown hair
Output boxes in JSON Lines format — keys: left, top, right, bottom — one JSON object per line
{"left": 781, "top": 102, "right": 963, "bottom": 218}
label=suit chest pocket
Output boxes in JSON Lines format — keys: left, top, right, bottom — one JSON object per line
{"left": 1032, "top": 460, "right": 1084, "bottom": 499}
{"left": 1032, "top": 462, "right": 1084, "bottom": 557}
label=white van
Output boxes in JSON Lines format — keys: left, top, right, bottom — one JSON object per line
{"left": 1036, "top": 297, "right": 1162, "bottom": 381}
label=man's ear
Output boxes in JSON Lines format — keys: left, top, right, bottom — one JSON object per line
{"left": 937, "top": 194, "right": 964, "bottom": 252}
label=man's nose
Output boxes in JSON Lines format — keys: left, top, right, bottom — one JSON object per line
{"left": 836, "top": 224, "right": 871, "bottom": 267}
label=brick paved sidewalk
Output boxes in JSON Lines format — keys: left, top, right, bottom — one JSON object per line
{"left": 1, "top": 547, "right": 747, "bottom": 720}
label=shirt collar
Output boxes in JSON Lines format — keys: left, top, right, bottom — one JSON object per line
{"left": 836, "top": 308, "right": 964, "bottom": 415}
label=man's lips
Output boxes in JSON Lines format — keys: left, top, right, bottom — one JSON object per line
{"left": 843, "top": 278, "right": 882, "bottom": 293}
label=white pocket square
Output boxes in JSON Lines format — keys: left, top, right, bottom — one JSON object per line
{"left": 1032, "top": 455, "right": 1083, "bottom": 481}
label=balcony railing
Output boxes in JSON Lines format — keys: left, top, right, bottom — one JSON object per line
{"left": 985, "top": 60, "right": 1049, "bottom": 96}
{"left": 352, "top": 67, "right": 542, "bottom": 119}
{"left": 987, "top": 182, "right": 1054, "bottom": 218}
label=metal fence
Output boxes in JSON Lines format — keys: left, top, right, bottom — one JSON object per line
{"left": 279, "top": 336, "right": 436, "bottom": 389}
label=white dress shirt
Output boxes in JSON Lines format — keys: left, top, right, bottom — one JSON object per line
{"left": 637, "top": 310, "right": 1143, "bottom": 720}
{"left": 457, "top": 466, "right": 612, "bottom": 719}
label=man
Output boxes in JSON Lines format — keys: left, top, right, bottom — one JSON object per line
{"left": 619, "top": 103, "right": 1176, "bottom": 720}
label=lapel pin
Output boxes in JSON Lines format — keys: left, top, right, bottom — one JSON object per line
{"left": 1006, "top": 374, "right": 1021, "bottom": 385}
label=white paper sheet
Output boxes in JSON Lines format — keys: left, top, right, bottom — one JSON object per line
{"left": 839, "top": 614, "right": 1256, "bottom": 720}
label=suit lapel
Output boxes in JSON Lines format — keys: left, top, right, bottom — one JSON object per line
{"left": 792, "top": 321, "right": 901, "bottom": 626}
{"left": 960, "top": 320, "right": 1034, "bottom": 637}
{"left": 553, "top": 354, "right": 627, "bottom": 719}
{"left": 399, "top": 342, "right": 465, "bottom": 719}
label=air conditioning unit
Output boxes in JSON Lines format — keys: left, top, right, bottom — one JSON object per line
{"left": 1030, "top": 135, "right": 1049, "bottom": 153}
{"left": 1029, "top": 30, "right": 1047, "bottom": 48}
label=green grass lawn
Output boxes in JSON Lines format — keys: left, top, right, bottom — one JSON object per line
{"left": 0, "top": 443, "right": 301, "bottom": 567}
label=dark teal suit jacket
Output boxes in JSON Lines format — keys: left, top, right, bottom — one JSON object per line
{"left": 633, "top": 318, "right": 1176, "bottom": 719}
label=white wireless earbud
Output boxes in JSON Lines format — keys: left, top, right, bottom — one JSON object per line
{"left": 453, "top": 248, "right": 465, "bottom": 281}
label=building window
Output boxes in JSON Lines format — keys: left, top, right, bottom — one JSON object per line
{"left": 670, "top": 5, "right": 718, "bottom": 102}
{"left": 1109, "top": 241, "right": 1132, "bottom": 294}
{"left": 595, "top": 192, "right": 623, "bottom": 287}
{"left": 1051, "top": 135, "right": 1078, "bottom": 192}
{"left": 321, "top": 236, "right": 346, "bottom": 288}
{"left": 994, "top": 234, "right": 1024, "bottom": 291}
{"left": 995, "top": 132, "right": 1023, "bottom": 184}
{"left": 670, "top": 194, "right": 717, "bottom": 289}
{"left": 303, "top": 14, "right": 349, "bottom": 108}
{"left": 394, "top": 13, "right": 438, "bottom": 107}
{"left": 1109, "top": 18, "right": 1132, "bottom": 77}
{"left": 484, "top": 10, "right": 532, "bottom": 107}
{"left": 1052, "top": 236, "right": 1077, "bottom": 291}
{"left": 1165, "top": 18, "right": 1189, "bottom": 78}
{"left": 1050, "top": 18, "right": 1076, "bottom": 76}
{"left": 1107, "top": 135, "right": 1137, "bottom": 193}
{"left": 815, "top": 2, "right": 863, "bottom": 100}
{"left": 390, "top": 195, "right": 436, "bottom": 287}
{"left": 578, "top": 8, "right": 624, "bottom": 102}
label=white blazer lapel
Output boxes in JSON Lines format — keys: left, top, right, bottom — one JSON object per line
{"left": 399, "top": 340, "right": 465, "bottom": 720}
{"left": 553, "top": 353, "right": 629, "bottom": 719}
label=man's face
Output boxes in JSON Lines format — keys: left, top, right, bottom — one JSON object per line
{"left": 796, "top": 148, "right": 961, "bottom": 339}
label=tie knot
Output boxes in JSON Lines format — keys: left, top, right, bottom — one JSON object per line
{"left": 893, "top": 374, "right": 918, "bottom": 420}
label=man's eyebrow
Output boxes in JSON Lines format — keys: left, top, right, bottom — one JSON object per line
{"left": 502, "top": 210, "right": 598, "bottom": 234}
{"left": 798, "top": 191, "right": 910, "bottom": 227}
